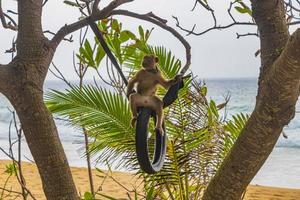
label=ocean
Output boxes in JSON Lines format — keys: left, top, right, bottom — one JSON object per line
{"left": 0, "top": 78, "right": 299, "bottom": 189}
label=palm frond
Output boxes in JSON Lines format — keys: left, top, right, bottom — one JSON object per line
{"left": 124, "top": 45, "right": 182, "bottom": 79}
{"left": 221, "top": 113, "right": 249, "bottom": 158}
{"left": 45, "top": 85, "right": 138, "bottom": 168}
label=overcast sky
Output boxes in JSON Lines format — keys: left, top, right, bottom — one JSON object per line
{"left": 0, "top": 0, "right": 260, "bottom": 81}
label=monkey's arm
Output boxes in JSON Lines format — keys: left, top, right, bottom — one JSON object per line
{"left": 126, "top": 74, "right": 138, "bottom": 98}
{"left": 157, "top": 74, "right": 174, "bottom": 89}
{"left": 158, "top": 73, "right": 183, "bottom": 89}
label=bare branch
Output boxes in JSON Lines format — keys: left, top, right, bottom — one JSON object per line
{"left": 7, "top": 10, "right": 18, "bottom": 15}
{"left": 5, "top": 38, "right": 16, "bottom": 62}
{"left": 173, "top": 12, "right": 255, "bottom": 36}
{"left": 44, "top": 30, "right": 74, "bottom": 42}
{"left": 284, "top": 0, "right": 300, "bottom": 21}
{"left": 0, "top": 187, "right": 23, "bottom": 195}
{"left": 51, "top": 0, "right": 134, "bottom": 47}
{"left": 42, "top": 0, "right": 49, "bottom": 7}
{"left": 195, "top": 0, "right": 214, "bottom": 11}
{"left": 92, "top": 0, "right": 101, "bottom": 13}
{"left": 236, "top": 32, "right": 259, "bottom": 39}
{"left": 0, "top": 0, "right": 17, "bottom": 31}
{"left": 49, "top": 62, "right": 72, "bottom": 88}
{"left": 180, "top": 0, "right": 300, "bottom": 38}
{"left": 110, "top": 10, "right": 191, "bottom": 75}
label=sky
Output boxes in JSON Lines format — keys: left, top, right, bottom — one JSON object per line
{"left": 0, "top": 0, "right": 261, "bottom": 81}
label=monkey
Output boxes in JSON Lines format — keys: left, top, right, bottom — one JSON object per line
{"left": 126, "top": 54, "right": 181, "bottom": 135}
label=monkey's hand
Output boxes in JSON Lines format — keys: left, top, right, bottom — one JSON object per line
{"left": 172, "top": 75, "right": 183, "bottom": 85}
{"left": 126, "top": 89, "right": 136, "bottom": 98}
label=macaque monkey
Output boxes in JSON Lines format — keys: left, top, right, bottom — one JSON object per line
{"left": 126, "top": 54, "right": 181, "bottom": 135}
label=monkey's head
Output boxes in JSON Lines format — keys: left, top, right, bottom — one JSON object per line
{"left": 142, "top": 55, "right": 159, "bottom": 69}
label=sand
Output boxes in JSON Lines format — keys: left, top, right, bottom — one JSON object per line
{"left": 0, "top": 160, "right": 299, "bottom": 200}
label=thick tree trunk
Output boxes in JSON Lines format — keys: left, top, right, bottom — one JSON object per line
{"left": 0, "top": 48, "right": 79, "bottom": 199}
{"left": 203, "top": 1, "right": 300, "bottom": 199}
{"left": 3, "top": 1, "right": 79, "bottom": 198}
{"left": 0, "top": 1, "right": 136, "bottom": 199}
{"left": 11, "top": 88, "right": 78, "bottom": 200}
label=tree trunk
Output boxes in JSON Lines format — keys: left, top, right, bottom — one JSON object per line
{"left": 0, "top": 1, "right": 80, "bottom": 198}
{"left": 0, "top": 1, "right": 140, "bottom": 199}
{"left": 12, "top": 89, "right": 78, "bottom": 200}
{"left": 1, "top": 54, "right": 79, "bottom": 200}
{"left": 203, "top": 1, "right": 300, "bottom": 199}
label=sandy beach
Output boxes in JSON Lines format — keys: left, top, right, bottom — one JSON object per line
{"left": 0, "top": 160, "right": 299, "bottom": 200}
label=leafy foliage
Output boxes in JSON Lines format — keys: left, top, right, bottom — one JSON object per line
{"left": 46, "top": 18, "right": 247, "bottom": 199}
{"left": 234, "top": 1, "right": 252, "bottom": 16}
{"left": 222, "top": 113, "right": 249, "bottom": 158}
{"left": 46, "top": 86, "right": 136, "bottom": 167}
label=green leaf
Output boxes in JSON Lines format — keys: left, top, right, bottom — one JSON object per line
{"left": 201, "top": 86, "right": 207, "bottom": 96}
{"left": 83, "top": 192, "right": 94, "bottom": 200}
{"left": 144, "top": 28, "right": 153, "bottom": 42}
{"left": 111, "top": 19, "right": 120, "bottom": 32}
{"left": 119, "top": 31, "right": 130, "bottom": 43}
{"left": 95, "top": 44, "right": 106, "bottom": 67}
{"left": 112, "top": 35, "right": 122, "bottom": 63}
{"left": 138, "top": 25, "right": 145, "bottom": 41}
{"left": 78, "top": 39, "right": 96, "bottom": 67}
{"left": 63, "top": 0, "right": 81, "bottom": 7}
{"left": 234, "top": 5, "right": 252, "bottom": 15}
{"left": 5, "top": 163, "right": 17, "bottom": 176}
{"left": 209, "top": 100, "right": 219, "bottom": 118}
{"left": 146, "top": 185, "right": 155, "bottom": 200}
{"left": 84, "top": 40, "right": 94, "bottom": 60}
{"left": 124, "top": 30, "right": 136, "bottom": 40}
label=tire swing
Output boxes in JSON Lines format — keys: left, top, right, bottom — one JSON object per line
{"left": 87, "top": 18, "right": 191, "bottom": 174}
{"left": 135, "top": 80, "right": 184, "bottom": 174}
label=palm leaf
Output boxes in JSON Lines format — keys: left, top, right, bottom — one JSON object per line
{"left": 221, "top": 113, "right": 249, "bottom": 158}
{"left": 45, "top": 85, "right": 138, "bottom": 168}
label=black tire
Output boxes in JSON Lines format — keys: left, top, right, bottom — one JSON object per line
{"left": 135, "top": 107, "right": 167, "bottom": 174}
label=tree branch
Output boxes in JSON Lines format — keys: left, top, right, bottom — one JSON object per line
{"left": 269, "top": 28, "right": 300, "bottom": 98}
{"left": 110, "top": 10, "right": 191, "bottom": 75}
{"left": 51, "top": 0, "right": 133, "bottom": 47}
{"left": 174, "top": 0, "right": 255, "bottom": 36}
{"left": 50, "top": 1, "right": 191, "bottom": 74}
{"left": 250, "top": 0, "right": 290, "bottom": 109}
{"left": 92, "top": 0, "right": 101, "bottom": 13}
{"left": 173, "top": 16, "right": 255, "bottom": 36}
{"left": 251, "top": 0, "right": 289, "bottom": 69}
{"left": 44, "top": 30, "right": 74, "bottom": 42}
{"left": 0, "top": 0, "right": 17, "bottom": 31}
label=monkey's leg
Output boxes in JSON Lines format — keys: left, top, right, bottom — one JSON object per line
{"left": 129, "top": 93, "right": 139, "bottom": 127}
{"left": 150, "top": 96, "right": 164, "bottom": 135}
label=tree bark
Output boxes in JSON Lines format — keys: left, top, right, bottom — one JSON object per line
{"left": 203, "top": 1, "right": 300, "bottom": 199}
{"left": 9, "top": 79, "right": 79, "bottom": 200}
{"left": 1, "top": 49, "right": 79, "bottom": 200}
{"left": 0, "top": 65, "right": 11, "bottom": 94}
{"left": 0, "top": 1, "right": 79, "bottom": 198}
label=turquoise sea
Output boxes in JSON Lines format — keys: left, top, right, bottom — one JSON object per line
{"left": 0, "top": 78, "right": 299, "bottom": 188}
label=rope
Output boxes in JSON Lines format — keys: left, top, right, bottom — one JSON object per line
{"left": 87, "top": 18, "right": 129, "bottom": 86}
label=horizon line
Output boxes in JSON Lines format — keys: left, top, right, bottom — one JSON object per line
{"left": 45, "top": 77, "right": 258, "bottom": 82}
